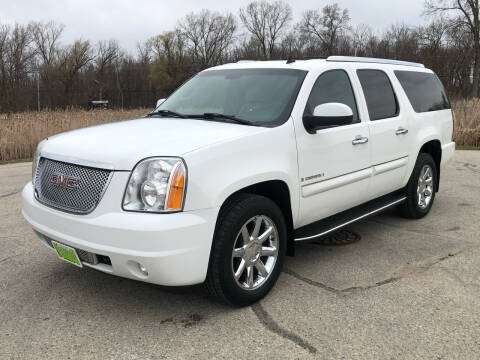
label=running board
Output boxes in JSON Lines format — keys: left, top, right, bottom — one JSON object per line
{"left": 294, "top": 192, "right": 406, "bottom": 242}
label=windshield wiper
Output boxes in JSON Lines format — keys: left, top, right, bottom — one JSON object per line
{"left": 189, "top": 113, "right": 256, "bottom": 126}
{"left": 146, "top": 109, "right": 187, "bottom": 119}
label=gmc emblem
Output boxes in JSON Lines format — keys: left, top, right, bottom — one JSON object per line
{"left": 49, "top": 174, "right": 79, "bottom": 190}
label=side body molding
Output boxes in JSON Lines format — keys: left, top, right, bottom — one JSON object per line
{"left": 302, "top": 168, "right": 372, "bottom": 197}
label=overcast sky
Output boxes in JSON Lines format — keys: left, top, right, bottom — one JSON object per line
{"left": 1, "top": 0, "right": 426, "bottom": 54}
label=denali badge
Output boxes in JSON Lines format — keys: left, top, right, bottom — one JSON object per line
{"left": 49, "top": 174, "right": 79, "bottom": 190}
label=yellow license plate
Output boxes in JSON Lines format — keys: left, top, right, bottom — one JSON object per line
{"left": 51, "top": 241, "right": 83, "bottom": 268}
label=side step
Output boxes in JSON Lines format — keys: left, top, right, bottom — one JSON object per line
{"left": 294, "top": 192, "right": 406, "bottom": 242}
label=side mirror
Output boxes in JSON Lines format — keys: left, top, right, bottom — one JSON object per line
{"left": 156, "top": 98, "right": 166, "bottom": 108}
{"left": 303, "top": 103, "right": 354, "bottom": 134}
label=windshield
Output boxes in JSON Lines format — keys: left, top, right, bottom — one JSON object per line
{"left": 154, "top": 68, "right": 307, "bottom": 126}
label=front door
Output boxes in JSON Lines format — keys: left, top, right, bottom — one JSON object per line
{"left": 294, "top": 67, "right": 372, "bottom": 228}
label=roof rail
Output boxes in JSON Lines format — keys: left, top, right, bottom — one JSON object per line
{"left": 286, "top": 56, "right": 326, "bottom": 64}
{"left": 326, "top": 56, "right": 424, "bottom": 68}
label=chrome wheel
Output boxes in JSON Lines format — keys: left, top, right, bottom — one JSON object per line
{"left": 231, "top": 215, "right": 279, "bottom": 290}
{"left": 417, "top": 164, "right": 434, "bottom": 209}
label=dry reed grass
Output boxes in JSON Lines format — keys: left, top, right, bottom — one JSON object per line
{"left": 0, "top": 101, "right": 478, "bottom": 162}
{"left": 452, "top": 99, "right": 480, "bottom": 148}
{"left": 0, "top": 108, "right": 147, "bottom": 162}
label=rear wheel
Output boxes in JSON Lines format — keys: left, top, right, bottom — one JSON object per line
{"left": 205, "top": 194, "right": 286, "bottom": 306}
{"left": 398, "top": 153, "right": 437, "bottom": 219}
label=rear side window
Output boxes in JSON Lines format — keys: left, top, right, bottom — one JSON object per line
{"left": 394, "top": 70, "right": 451, "bottom": 113}
{"left": 357, "top": 70, "right": 399, "bottom": 120}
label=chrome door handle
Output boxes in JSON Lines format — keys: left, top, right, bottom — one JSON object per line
{"left": 396, "top": 127, "right": 409, "bottom": 135}
{"left": 352, "top": 136, "right": 368, "bottom": 145}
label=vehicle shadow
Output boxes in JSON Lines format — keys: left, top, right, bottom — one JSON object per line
{"left": 42, "top": 207, "right": 458, "bottom": 312}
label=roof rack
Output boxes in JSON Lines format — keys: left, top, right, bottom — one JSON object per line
{"left": 326, "top": 56, "right": 424, "bottom": 68}
{"left": 286, "top": 56, "right": 326, "bottom": 64}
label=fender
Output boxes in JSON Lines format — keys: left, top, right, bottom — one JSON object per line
{"left": 403, "top": 124, "right": 442, "bottom": 187}
{"left": 182, "top": 121, "right": 300, "bottom": 225}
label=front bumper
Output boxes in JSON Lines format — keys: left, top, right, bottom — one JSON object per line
{"left": 22, "top": 180, "right": 219, "bottom": 286}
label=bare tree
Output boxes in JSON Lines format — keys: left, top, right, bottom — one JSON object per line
{"left": 279, "top": 31, "right": 304, "bottom": 58}
{"left": 351, "top": 24, "right": 374, "bottom": 56}
{"left": 31, "top": 21, "right": 64, "bottom": 67}
{"left": 7, "top": 24, "right": 36, "bottom": 84}
{"left": 136, "top": 41, "right": 152, "bottom": 64}
{"left": 179, "top": 10, "right": 236, "bottom": 68}
{"left": 94, "top": 40, "right": 119, "bottom": 99}
{"left": 31, "top": 21, "right": 64, "bottom": 107}
{"left": 147, "top": 30, "right": 192, "bottom": 96}
{"left": 0, "top": 25, "right": 11, "bottom": 111}
{"left": 299, "top": 3, "right": 350, "bottom": 56}
{"left": 0, "top": 24, "right": 36, "bottom": 111}
{"left": 419, "top": 17, "right": 449, "bottom": 50}
{"left": 383, "top": 24, "right": 421, "bottom": 61}
{"left": 425, "top": 0, "right": 480, "bottom": 97}
{"left": 239, "top": 0, "right": 292, "bottom": 59}
{"left": 57, "top": 39, "right": 92, "bottom": 102}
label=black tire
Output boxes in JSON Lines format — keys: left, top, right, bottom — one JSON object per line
{"left": 398, "top": 153, "right": 437, "bottom": 219}
{"left": 204, "top": 194, "right": 287, "bottom": 307}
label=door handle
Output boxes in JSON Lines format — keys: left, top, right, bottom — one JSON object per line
{"left": 352, "top": 135, "right": 368, "bottom": 145}
{"left": 396, "top": 127, "right": 409, "bottom": 135}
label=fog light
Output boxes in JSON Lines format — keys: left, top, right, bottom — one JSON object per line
{"left": 139, "top": 264, "right": 148, "bottom": 276}
{"left": 126, "top": 260, "right": 149, "bottom": 279}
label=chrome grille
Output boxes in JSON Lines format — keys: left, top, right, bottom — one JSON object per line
{"left": 34, "top": 157, "right": 112, "bottom": 214}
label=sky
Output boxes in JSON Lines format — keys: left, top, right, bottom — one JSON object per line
{"left": 0, "top": 0, "right": 426, "bottom": 54}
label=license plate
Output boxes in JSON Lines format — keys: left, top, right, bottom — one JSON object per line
{"left": 51, "top": 241, "right": 83, "bottom": 268}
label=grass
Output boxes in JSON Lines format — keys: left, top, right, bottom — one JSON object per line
{"left": 0, "top": 158, "right": 32, "bottom": 165}
{"left": 0, "top": 100, "right": 479, "bottom": 162}
{"left": 456, "top": 145, "right": 480, "bottom": 150}
{"left": 0, "top": 108, "right": 148, "bottom": 162}
{"left": 452, "top": 98, "right": 480, "bottom": 148}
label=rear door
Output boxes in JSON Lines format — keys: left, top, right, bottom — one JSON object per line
{"left": 355, "top": 68, "right": 410, "bottom": 198}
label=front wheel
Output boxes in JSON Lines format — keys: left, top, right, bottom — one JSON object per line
{"left": 204, "top": 194, "right": 286, "bottom": 306}
{"left": 398, "top": 153, "right": 437, "bottom": 219}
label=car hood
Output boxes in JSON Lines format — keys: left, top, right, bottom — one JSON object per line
{"left": 39, "top": 117, "right": 266, "bottom": 170}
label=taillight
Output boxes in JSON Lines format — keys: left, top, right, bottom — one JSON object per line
{"left": 451, "top": 109, "right": 455, "bottom": 140}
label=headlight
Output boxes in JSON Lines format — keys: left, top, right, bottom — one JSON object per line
{"left": 122, "top": 157, "right": 187, "bottom": 213}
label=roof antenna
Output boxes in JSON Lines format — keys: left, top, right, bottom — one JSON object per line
{"left": 286, "top": 57, "right": 295, "bottom": 64}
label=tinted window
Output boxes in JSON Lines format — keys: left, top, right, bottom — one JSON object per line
{"left": 357, "top": 70, "right": 399, "bottom": 120}
{"left": 157, "top": 68, "right": 307, "bottom": 126}
{"left": 304, "top": 70, "right": 359, "bottom": 123}
{"left": 394, "top": 70, "right": 451, "bottom": 113}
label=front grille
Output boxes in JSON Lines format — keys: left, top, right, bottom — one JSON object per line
{"left": 34, "top": 157, "right": 112, "bottom": 214}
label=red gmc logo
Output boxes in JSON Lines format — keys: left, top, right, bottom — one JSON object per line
{"left": 49, "top": 174, "right": 79, "bottom": 190}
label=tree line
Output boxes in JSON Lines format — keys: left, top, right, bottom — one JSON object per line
{"left": 0, "top": 0, "right": 479, "bottom": 113}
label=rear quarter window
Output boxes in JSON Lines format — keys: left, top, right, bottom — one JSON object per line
{"left": 394, "top": 70, "right": 451, "bottom": 113}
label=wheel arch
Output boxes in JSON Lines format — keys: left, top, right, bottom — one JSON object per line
{"left": 419, "top": 139, "right": 442, "bottom": 191}
{"left": 217, "top": 180, "right": 296, "bottom": 256}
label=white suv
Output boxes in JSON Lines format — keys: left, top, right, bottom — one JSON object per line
{"left": 22, "top": 56, "right": 455, "bottom": 306}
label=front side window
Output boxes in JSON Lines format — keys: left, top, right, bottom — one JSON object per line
{"left": 155, "top": 68, "right": 307, "bottom": 126}
{"left": 357, "top": 69, "right": 399, "bottom": 121}
{"left": 304, "top": 69, "right": 359, "bottom": 124}
{"left": 394, "top": 70, "right": 451, "bottom": 113}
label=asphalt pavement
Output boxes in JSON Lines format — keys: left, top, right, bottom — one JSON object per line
{"left": 1, "top": 151, "right": 479, "bottom": 359}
